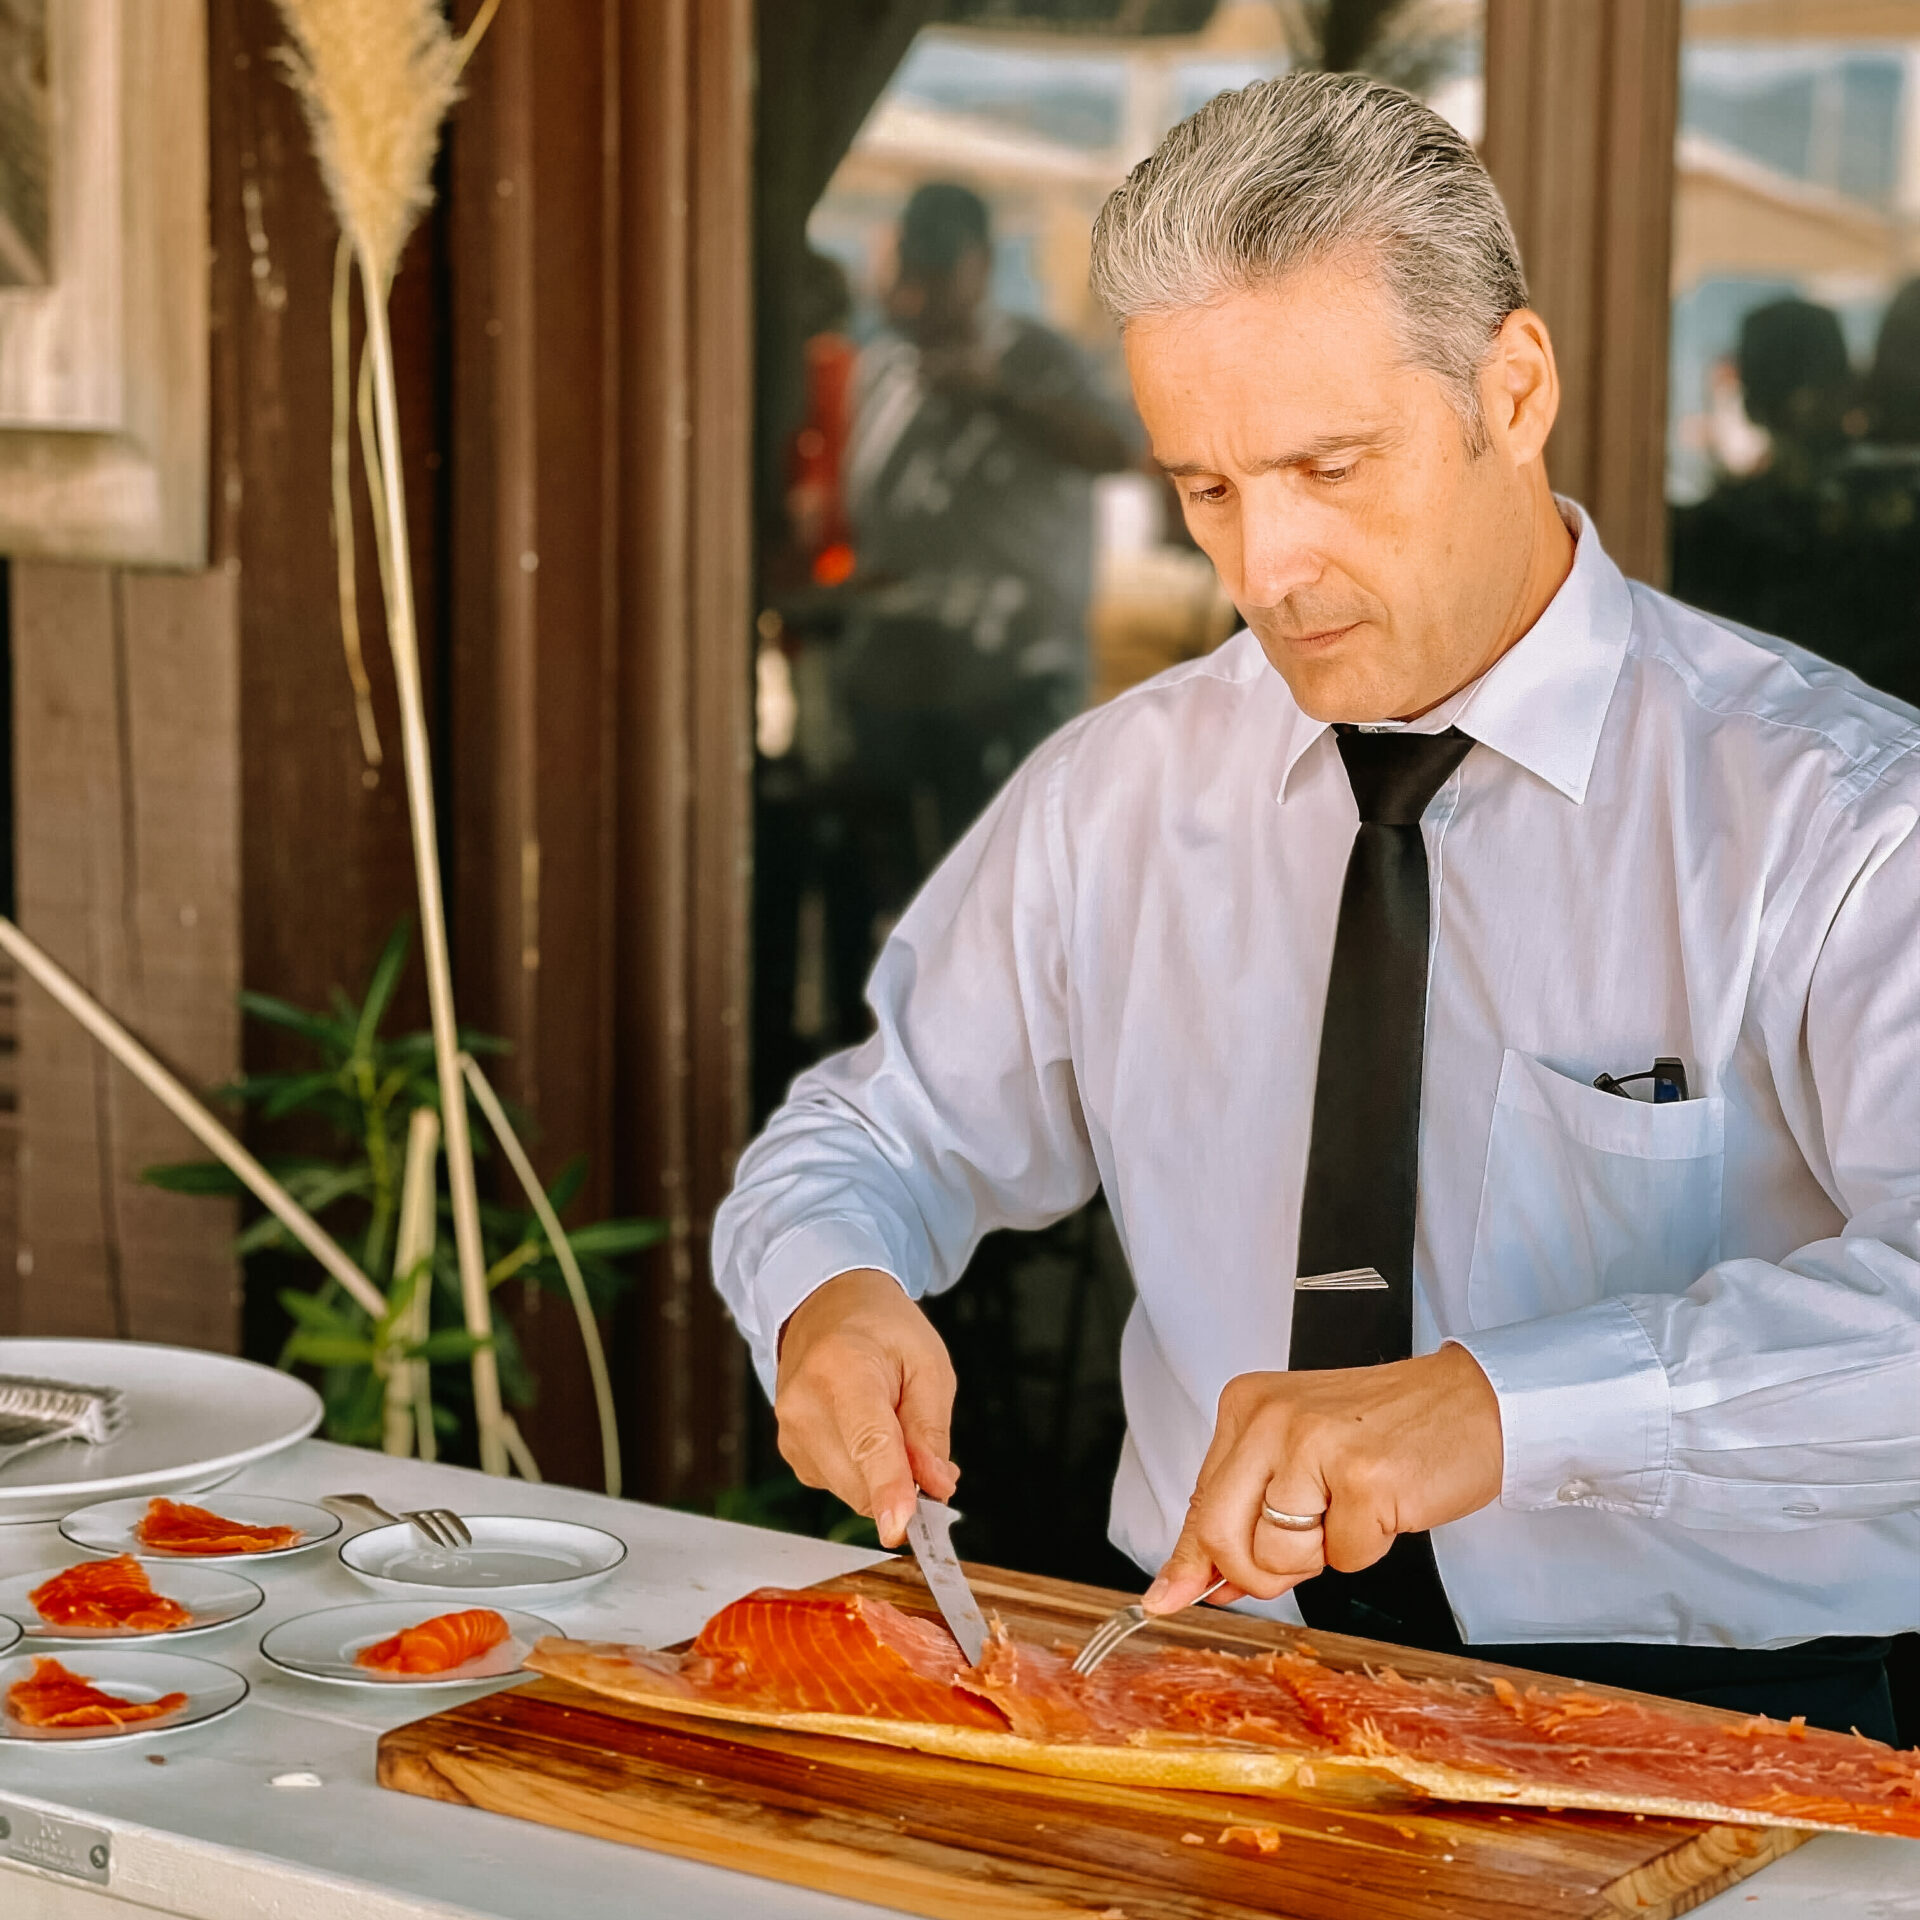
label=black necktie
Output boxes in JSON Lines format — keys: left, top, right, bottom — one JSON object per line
{"left": 1290, "top": 725, "right": 1474, "bottom": 1648}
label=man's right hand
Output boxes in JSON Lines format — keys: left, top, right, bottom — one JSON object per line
{"left": 774, "top": 1268, "right": 960, "bottom": 1548}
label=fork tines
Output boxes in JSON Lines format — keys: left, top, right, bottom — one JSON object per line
{"left": 1071, "top": 1603, "right": 1147, "bottom": 1676}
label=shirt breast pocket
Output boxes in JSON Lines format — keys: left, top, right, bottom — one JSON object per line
{"left": 1466, "top": 1048, "right": 1725, "bottom": 1330}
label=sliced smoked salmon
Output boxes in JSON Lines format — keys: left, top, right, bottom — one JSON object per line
{"left": 29, "top": 1555, "right": 193, "bottom": 1633}
{"left": 134, "top": 1498, "right": 304, "bottom": 1555}
{"left": 6, "top": 1657, "right": 188, "bottom": 1729}
{"left": 528, "top": 1587, "right": 1920, "bottom": 1839}
{"left": 355, "top": 1608, "right": 512, "bottom": 1675}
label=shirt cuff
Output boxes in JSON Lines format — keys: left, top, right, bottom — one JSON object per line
{"left": 1449, "top": 1297, "right": 1672, "bottom": 1516}
{"left": 744, "top": 1215, "right": 912, "bottom": 1397}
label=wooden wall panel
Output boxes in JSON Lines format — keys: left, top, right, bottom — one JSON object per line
{"left": 12, "top": 565, "right": 240, "bottom": 1349}
{"left": 449, "top": 0, "right": 754, "bottom": 1499}
{"left": 1483, "top": 0, "right": 1683, "bottom": 585}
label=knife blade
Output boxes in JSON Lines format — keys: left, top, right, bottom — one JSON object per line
{"left": 904, "top": 1494, "right": 987, "bottom": 1665}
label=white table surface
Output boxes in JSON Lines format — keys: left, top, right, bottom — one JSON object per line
{"left": 0, "top": 1440, "right": 1911, "bottom": 1920}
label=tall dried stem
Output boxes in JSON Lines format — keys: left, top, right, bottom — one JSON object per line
{"left": 275, "top": 0, "right": 507, "bottom": 1474}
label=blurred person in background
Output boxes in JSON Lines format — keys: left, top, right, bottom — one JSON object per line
{"left": 1674, "top": 293, "right": 1920, "bottom": 708}
{"left": 835, "top": 183, "right": 1139, "bottom": 886}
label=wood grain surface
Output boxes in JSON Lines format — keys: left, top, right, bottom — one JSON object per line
{"left": 378, "top": 1559, "right": 1807, "bottom": 1919}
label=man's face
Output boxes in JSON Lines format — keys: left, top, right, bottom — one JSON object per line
{"left": 887, "top": 243, "right": 991, "bottom": 350}
{"left": 1125, "top": 261, "right": 1548, "bottom": 722}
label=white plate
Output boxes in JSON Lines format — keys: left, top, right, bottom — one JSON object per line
{"left": 0, "top": 1339, "right": 321, "bottom": 1524}
{"left": 0, "top": 1649, "right": 248, "bottom": 1743}
{"left": 0, "top": 1561, "right": 264, "bottom": 1644}
{"left": 0, "top": 1616, "right": 17, "bottom": 1658}
{"left": 338, "top": 1514, "right": 627, "bottom": 1607}
{"left": 60, "top": 1494, "right": 341, "bottom": 1562}
{"left": 260, "top": 1602, "right": 557, "bottom": 1688}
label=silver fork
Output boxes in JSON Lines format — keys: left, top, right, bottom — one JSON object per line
{"left": 324, "top": 1492, "right": 473, "bottom": 1550}
{"left": 1071, "top": 1575, "right": 1229, "bottom": 1676}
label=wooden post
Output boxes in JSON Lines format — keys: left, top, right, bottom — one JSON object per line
{"left": 1483, "top": 0, "right": 1684, "bottom": 586}
{"left": 448, "top": 0, "right": 753, "bottom": 1500}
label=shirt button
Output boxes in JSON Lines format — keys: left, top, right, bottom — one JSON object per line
{"left": 1556, "top": 1479, "right": 1592, "bottom": 1504}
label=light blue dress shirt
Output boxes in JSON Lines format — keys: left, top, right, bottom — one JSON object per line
{"left": 714, "top": 508, "right": 1920, "bottom": 1649}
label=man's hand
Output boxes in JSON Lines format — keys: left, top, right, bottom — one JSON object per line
{"left": 1143, "top": 1345, "right": 1504, "bottom": 1614}
{"left": 774, "top": 1269, "right": 960, "bottom": 1549}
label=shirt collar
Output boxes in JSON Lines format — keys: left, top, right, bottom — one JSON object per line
{"left": 1274, "top": 500, "right": 1634, "bottom": 806}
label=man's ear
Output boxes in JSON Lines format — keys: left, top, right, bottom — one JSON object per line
{"left": 1483, "top": 308, "right": 1559, "bottom": 466}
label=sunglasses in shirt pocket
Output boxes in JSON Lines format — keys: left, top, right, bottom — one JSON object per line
{"left": 1466, "top": 1047, "right": 1725, "bottom": 1331}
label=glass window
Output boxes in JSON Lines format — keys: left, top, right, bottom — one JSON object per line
{"left": 1668, "top": 1, "right": 1920, "bottom": 711}
{"left": 751, "top": 0, "right": 1484, "bottom": 1577}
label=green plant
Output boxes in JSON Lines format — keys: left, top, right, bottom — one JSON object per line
{"left": 144, "top": 922, "right": 664, "bottom": 1456}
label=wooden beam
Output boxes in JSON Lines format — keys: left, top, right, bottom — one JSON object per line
{"left": 448, "top": 0, "right": 754, "bottom": 1499}
{"left": 12, "top": 565, "right": 240, "bottom": 1349}
{"left": 1483, "top": 0, "right": 1683, "bottom": 585}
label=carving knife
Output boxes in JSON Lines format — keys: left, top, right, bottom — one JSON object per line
{"left": 904, "top": 1494, "right": 987, "bottom": 1665}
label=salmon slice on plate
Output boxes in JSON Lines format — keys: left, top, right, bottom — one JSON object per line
{"left": 30, "top": 1555, "right": 193, "bottom": 1633}
{"left": 134, "top": 1498, "right": 305, "bottom": 1555}
{"left": 528, "top": 1586, "right": 1920, "bottom": 1838}
{"left": 6, "top": 1657, "right": 188, "bottom": 1729}
{"left": 356, "top": 1608, "right": 512, "bottom": 1676}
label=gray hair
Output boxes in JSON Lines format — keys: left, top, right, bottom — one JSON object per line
{"left": 1090, "top": 73, "right": 1528, "bottom": 450}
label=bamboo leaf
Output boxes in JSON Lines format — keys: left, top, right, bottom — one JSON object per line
{"left": 355, "top": 918, "right": 413, "bottom": 1055}
{"left": 261, "top": 1070, "right": 348, "bottom": 1120}
{"left": 563, "top": 1219, "right": 669, "bottom": 1256}
{"left": 235, "top": 1216, "right": 295, "bottom": 1257}
{"left": 278, "top": 1288, "right": 364, "bottom": 1336}
{"left": 141, "top": 1160, "right": 246, "bottom": 1195}
{"left": 239, "top": 990, "right": 350, "bottom": 1050}
{"left": 284, "top": 1332, "right": 377, "bottom": 1367}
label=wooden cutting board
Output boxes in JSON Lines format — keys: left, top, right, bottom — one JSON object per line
{"left": 377, "top": 1558, "right": 1808, "bottom": 1919}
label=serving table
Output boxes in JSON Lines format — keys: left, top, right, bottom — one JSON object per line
{"left": 0, "top": 1441, "right": 1908, "bottom": 1919}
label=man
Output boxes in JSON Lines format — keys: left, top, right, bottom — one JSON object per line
{"left": 716, "top": 76, "right": 1920, "bottom": 1738}
{"left": 835, "top": 183, "right": 1138, "bottom": 866}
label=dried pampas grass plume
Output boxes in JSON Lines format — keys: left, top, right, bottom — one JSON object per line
{"left": 274, "top": 0, "right": 492, "bottom": 286}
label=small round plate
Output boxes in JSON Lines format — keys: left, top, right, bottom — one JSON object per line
{"left": 0, "top": 1649, "right": 248, "bottom": 1743}
{"left": 59, "top": 1494, "right": 341, "bottom": 1562}
{"left": 0, "top": 1616, "right": 18, "bottom": 1658}
{"left": 0, "top": 1563, "right": 264, "bottom": 1644}
{"left": 338, "top": 1514, "right": 627, "bottom": 1607}
{"left": 260, "top": 1602, "right": 557, "bottom": 1688}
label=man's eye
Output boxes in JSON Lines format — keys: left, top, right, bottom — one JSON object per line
{"left": 1312, "top": 464, "right": 1353, "bottom": 484}
{"left": 1186, "top": 483, "right": 1229, "bottom": 505}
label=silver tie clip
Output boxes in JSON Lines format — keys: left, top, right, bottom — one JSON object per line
{"left": 1294, "top": 1267, "right": 1390, "bottom": 1291}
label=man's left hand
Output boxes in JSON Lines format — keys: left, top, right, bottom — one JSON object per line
{"left": 1142, "top": 1345, "right": 1504, "bottom": 1614}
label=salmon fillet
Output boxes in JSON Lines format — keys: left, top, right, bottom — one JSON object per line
{"left": 528, "top": 1587, "right": 1920, "bottom": 1838}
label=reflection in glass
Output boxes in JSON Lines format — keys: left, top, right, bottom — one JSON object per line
{"left": 750, "top": 1, "right": 1485, "bottom": 1580}
{"left": 1668, "top": 6, "right": 1920, "bottom": 709}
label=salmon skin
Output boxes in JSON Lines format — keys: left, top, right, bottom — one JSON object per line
{"left": 134, "top": 1498, "right": 304, "bottom": 1555}
{"left": 6, "top": 1657, "right": 188, "bottom": 1729}
{"left": 534, "top": 1587, "right": 1920, "bottom": 1838}
{"left": 29, "top": 1554, "right": 193, "bottom": 1633}
{"left": 355, "top": 1608, "right": 512, "bottom": 1675}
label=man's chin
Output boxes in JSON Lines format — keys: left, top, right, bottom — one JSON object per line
{"left": 1256, "top": 637, "right": 1405, "bottom": 725}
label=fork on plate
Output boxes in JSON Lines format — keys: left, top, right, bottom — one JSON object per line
{"left": 1071, "top": 1575, "right": 1230, "bottom": 1675}
{"left": 323, "top": 1492, "right": 472, "bottom": 1550}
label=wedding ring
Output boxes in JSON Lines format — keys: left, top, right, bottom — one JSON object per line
{"left": 1260, "top": 1503, "right": 1325, "bottom": 1532}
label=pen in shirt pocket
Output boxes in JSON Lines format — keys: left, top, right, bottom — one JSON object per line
{"left": 1593, "top": 1056, "right": 1690, "bottom": 1103}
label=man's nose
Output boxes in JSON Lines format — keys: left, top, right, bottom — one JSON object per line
{"left": 1235, "top": 503, "right": 1324, "bottom": 607}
